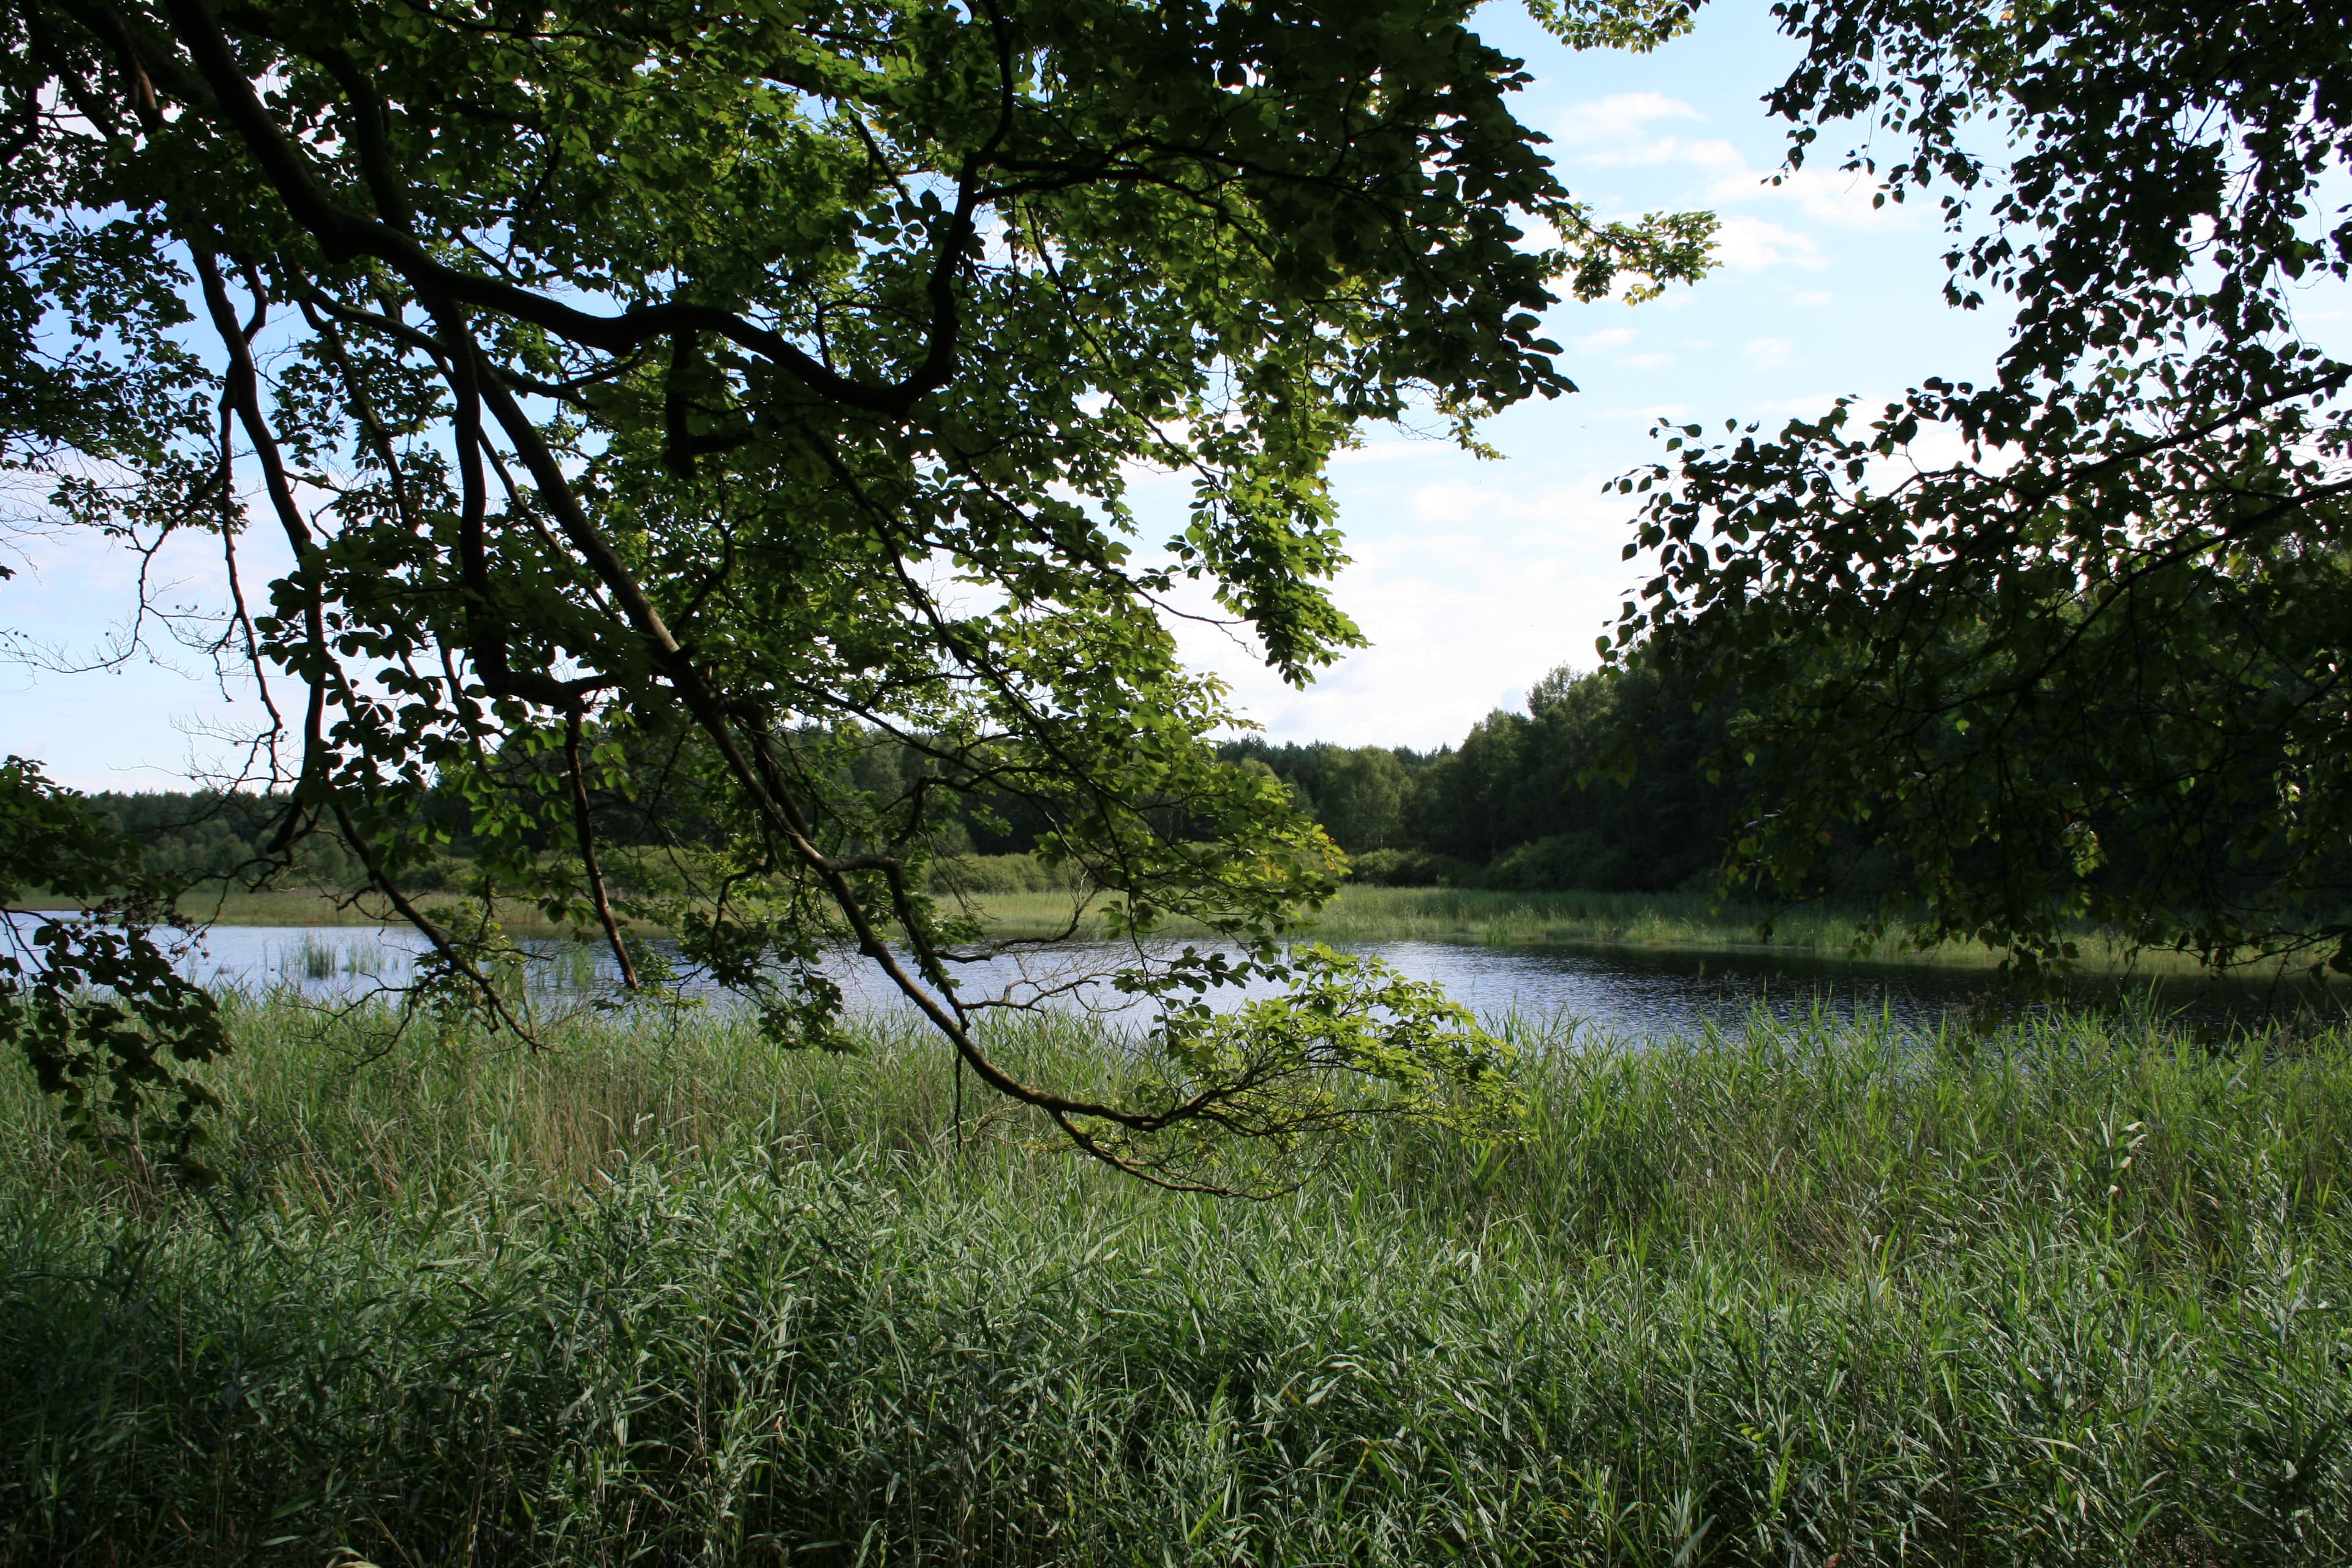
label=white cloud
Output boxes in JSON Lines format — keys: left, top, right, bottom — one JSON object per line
{"left": 1553, "top": 92, "right": 1702, "bottom": 149}
{"left": 1744, "top": 337, "right": 1795, "bottom": 369}
{"left": 1577, "top": 326, "right": 1639, "bottom": 351}
{"left": 1790, "top": 288, "right": 1836, "bottom": 307}
{"left": 1161, "top": 472, "right": 1654, "bottom": 746}
{"left": 1553, "top": 96, "right": 1918, "bottom": 238}
{"left": 1619, "top": 351, "right": 1673, "bottom": 369}
{"left": 1580, "top": 134, "right": 1746, "bottom": 172}
{"left": 1713, "top": 165, "right": 1923, "bottom": 230}
{"left": 1329, "top": 439, "right": 1455, "bottom": 467}
{"left": 1161, "top": 474, "right": 1650, "bottom": 748}
{"left": 1714, "top": 215, "right": 1828, "bottom": 271}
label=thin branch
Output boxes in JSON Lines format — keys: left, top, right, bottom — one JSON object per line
{"left": 566, "top": 710, "right": 640, "bottom": 990}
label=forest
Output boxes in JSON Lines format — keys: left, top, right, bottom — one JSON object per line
{"left": 1223, "top": 658, "right": 1740, "bottom": 895}
{"left": 77, "top": 657, "right": 1749, "bottom": 902}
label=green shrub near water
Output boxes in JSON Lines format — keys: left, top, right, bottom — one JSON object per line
{"left": 3, "top": 998, "right": 2349, "bottom": 1564}
{"left": 925, "top": 852, "right": 1092, "bottom": 897}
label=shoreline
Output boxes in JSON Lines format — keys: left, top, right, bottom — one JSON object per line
{"left": 10, "top": 883, "right": 2338, "bottom": 988}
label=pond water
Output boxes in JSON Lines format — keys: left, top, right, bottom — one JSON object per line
{"left": 18, "top": 914, "right": 2342, "bottom": 1039}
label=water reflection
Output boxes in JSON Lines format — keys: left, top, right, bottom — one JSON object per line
{"left": 17, "top": 913, "right": 2342, "bottom": 1039}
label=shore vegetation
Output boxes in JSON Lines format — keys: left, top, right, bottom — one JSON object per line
{"left": 6, "top": 997, "right": 2348, "bottom": 1564}
{"left": 23, "top": 876, "right": 2291, "bottom": 986}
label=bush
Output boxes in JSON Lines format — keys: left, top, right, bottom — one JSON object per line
{"left": 1347, "top": 847, "right": 1478, "bottom": 887}
{"left": 927, "top": 852, "right": 1090, "bottom": 895}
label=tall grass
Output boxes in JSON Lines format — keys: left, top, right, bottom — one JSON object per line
{"left": 932, "top": 884, "right": 1883, "bottom": 951}
{"left": 105, "top": 880, "right": 2272, "bottom": 981}
{"left": 904, "top": 886, "right": 2248, "bottom": 974}
{"left": 1297, "top": 886, "right": 1904, "bottom": 952}
{"left": 3, "top": 997, "right": 2348, "bottom": 1564}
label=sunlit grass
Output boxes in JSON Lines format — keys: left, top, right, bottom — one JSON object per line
{"left": 4, "top": 997, "right": 2349, "bottom": 1562}
{"left": 967, "top": 884, "right": 2235, "bottom": 974}
{"left": 18, "top": 878, "right": 2251, "bottom": 977}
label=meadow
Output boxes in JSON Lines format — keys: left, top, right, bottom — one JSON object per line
{"left": 3, "top": 993, "right": 2348, "bottom": 1564}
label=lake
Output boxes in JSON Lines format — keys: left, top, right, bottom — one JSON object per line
{"left": 29, "top": 916, "right": 2340, "bottom": 1039}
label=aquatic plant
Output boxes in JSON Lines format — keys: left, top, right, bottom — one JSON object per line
{"left": 2, "top": 1000, "right": 2347, "bottom": 1563}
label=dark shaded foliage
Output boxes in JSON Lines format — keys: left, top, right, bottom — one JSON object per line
{"left": 1616, "top": 0, "right": 2352, "bottom": 972}
{"left": 1222, "top": 654, "right": 1740, "bottom": 892}
{"left": 0, "top": 760, "right": 223, "bottom": 1175}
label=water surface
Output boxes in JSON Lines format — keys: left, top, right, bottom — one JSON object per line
{"left": 26, "top": 916, "right": 2337, "bottom": 1039}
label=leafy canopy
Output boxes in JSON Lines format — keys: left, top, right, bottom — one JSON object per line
{"left": 2, "top": 0, "right": 1709, "bottom": 1185}
{"left": 0, "top": 759, "right": 225, "bottom": 1178}
{"left": 1615, "top": 0, "right": 2352, "bottom": 975}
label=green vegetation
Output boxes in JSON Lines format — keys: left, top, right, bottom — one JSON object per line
{"left": 1224, "top": 658, "right": 1743, "bottom": 895}
{"left": 0, "top": 759, "right": 225, "bottom": 1174}
{"left": 42, "top": 658, "right": 1804, "bottom": 923}
{"left": 58, "top": 655, "right": 1746, "bottom": 927}
{"left": 1275, "top": 890, "right": 2273, "bottom": 978}
{"left": 4, "top": 0, "right": 1710, "bottom": 1166}
{"left": 1295, "top": 888, "right": 2015, "bottom": 962}
{"left": 9, "top": 7, "right": 2343, "bottom": 1557}
{"left": 973, "top": 885, "right": 1908, "bottom": 956}
{"left": 6, "top": 998, "right": 2350, "bottom": 1564}
{"left": 9, "top": 878, "right": 1913, "bottom": 960}
{"left": 97, "top": 880, "right": 2212, "bottom": 978}
{"left": 1619, "top": 0, "right": 2352, "bottom": 972}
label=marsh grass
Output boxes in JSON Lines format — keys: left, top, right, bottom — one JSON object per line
{"left": 935, "top": 884, "right": 1874, "bottom": 949}
{"left": 1286, "top": 888, "right": 2262, "bottom": 974}
{"left": 911, "top": 886, "right": 2242, "bottom": 976}
{"left": 274, "top": 931, "right": 394, "bottom": 982}
{"left": 4, "top": 998, "right": 2350, "bottom": 1564}
{"left": 35, "top": 881, "right": 2261, "bottom": 981}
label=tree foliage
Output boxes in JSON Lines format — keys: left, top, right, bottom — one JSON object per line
{"left": 1, "top": 0, "right": 1710, "bottom": 1183}
{"left": 84, "top": 652, "right": 1749, "bottom": 907}
{"left": 1218, "top": 655, "right": 1740, "bottom": 892}
{"left": 0, "top": 759, "right": 224, "bottom": 1177}
{"left": 1616, "top": 0, "right": 2352, "bottom": 973}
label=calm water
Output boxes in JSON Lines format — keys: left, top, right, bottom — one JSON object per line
{"left": 20, "top": 915, "right": 2342, "bottom": 1039}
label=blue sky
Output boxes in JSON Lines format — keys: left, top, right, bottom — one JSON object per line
{"left": 1165, "top": 0, "right": 2020, "bottom": 750}
{"left": 12, "top": 2, "right": 2335, "bottom": 788}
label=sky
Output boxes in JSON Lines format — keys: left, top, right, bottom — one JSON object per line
{"left": 0, "top": 1, "right": 2280, "bottom": 787}
{"left": 1164, "top": 0, "right": 2018, "bottom": 747}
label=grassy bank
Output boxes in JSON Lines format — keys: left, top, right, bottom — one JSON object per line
{"left": 156, "top": 882, "right": 1893, "bottom": 950}
{"left": 4, "top": 998, "right": 2349, "bottom": 1564}
{"left": 15, "top": 875, "right": 2280, "bottom": 986}
{"left": 129, "top": 881, "right": 2194, "bottom": 973}
{"left": 974, "top": 884, "right": 2234, "bottom": 974}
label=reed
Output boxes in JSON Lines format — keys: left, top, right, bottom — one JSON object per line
{"left": 110, "top": 881, "right": 2274, "bottom": 981}
{"left": 2, "top": 997, "right": 2347, "bottom": 1564}
{"left": 856, "top": 886, "right": 2245, "bottom": 974}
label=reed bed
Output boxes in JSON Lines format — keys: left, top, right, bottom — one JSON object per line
{"left": 2, "top": 997, "right": 2348, "bottom": 1564}
{"left": 88, "top": 880, "right": 2247, "bottom": 978}
{"left": 108, "top": 879, "right": 1882, "bottom": 951}
{"left": 914, "top": 886, "right": 2233, "bottom": 974}
{"left": 928, "top": 884, "right": 1890, "bottom": 952}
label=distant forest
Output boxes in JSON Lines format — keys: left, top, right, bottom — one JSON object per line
{"left": 77, "top": 662, "right": 1787, "bottom": 897}
{"left": 1222, "top": 661, "right": 1736, "bottom": 893}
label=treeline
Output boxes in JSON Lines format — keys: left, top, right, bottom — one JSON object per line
{"left": 77, "top": 790, "right": 356, "bottom": 884}
{"left": 73, "top": 662, "right": 1750, "bottom": 897}
{"left": 65, "top": 646, "right": 2350, "bottom": 929}
{"left": 67, "top": 748, "right": 1085, "bottom": 896}
{"left": 1221, "top": 660, "right": 1738, "bottom": 892}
